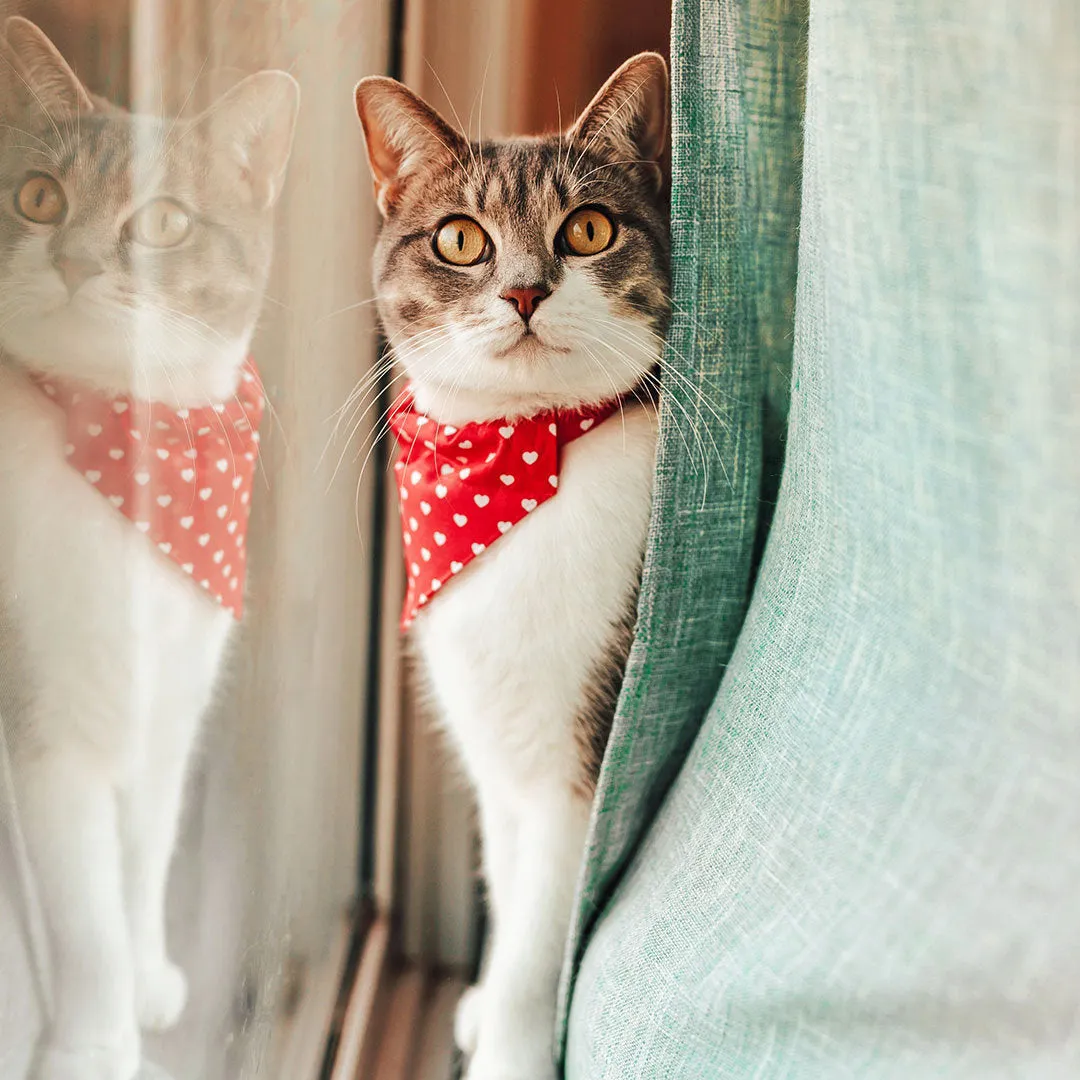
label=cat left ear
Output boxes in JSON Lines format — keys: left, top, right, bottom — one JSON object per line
{"left": 198, "top": 71, "right": 301, "bottom": 211}
{"left": 1, "top": 16, "right": 94, "bottom": 116}
{"left": 569, "top": 52, "right": 668, "bottom": 182}
{"left": 354, "top": 77, "right": 469, "bottom": 217}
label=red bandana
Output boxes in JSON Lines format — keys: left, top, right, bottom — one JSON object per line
{"left": 31, "top": 361, "right": 264, "bottom": 619}
{"left": 389, "top": 390, "right": 622, "bottom": 629}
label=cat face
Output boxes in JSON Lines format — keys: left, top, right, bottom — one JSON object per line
{"left": 0, "top": 17, "right": 298, "bottom": 403}
{"left": 356, "top": 54, "right": 670, "bottom": 419}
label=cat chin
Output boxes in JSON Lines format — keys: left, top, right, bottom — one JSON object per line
{"left": 404, "top": 345, "right": 655, "bottom": 424}
{"left": 0, "top": 314, "right": 251, "bottom": 406}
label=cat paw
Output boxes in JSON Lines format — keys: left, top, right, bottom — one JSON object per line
{"left": 463, "top": 1053, "right": 557, "bottom": 1080}
{"left": 454, "top": 985, "right": 484, "bottom": 1055}
{"left": 33, "top": 1037, "right": 139, "bottom": 1080}
{"left": 135, "top": 959, "right": 188, "bottom": 1032}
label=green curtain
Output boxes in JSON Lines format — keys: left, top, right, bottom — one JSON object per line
{"left": 556, "top": 0, "right": 807, "bottom": 1047}
{"left": 562, "top": 0, "right": 1080, "bottom": 1076}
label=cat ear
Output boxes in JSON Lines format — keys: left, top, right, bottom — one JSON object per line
{"left": 569, "top": 52, "right": 668, "bottom": 176}
{"left": 197, "top": 71, "right": 301, "bottom": 211}
{"left": 355, "top": 77, "right": 468, "bottom": 216}
{"left": 1, "top": 16, "right": 94, "bottom": 116}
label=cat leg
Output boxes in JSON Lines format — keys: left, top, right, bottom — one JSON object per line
{"left": 455, "top": 786, "right": 519, "bottom": 1056}
{"left": 466, "top": 788, "right": 589, "bottom": 1080}
{"left": 121, "top": 710, "right": 200, "bottom": 1033}
{"left": 15, "top": 744, "right": 140, "bottom": 1080}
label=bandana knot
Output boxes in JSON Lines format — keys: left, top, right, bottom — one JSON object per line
{"left": 390, "top": 389, "right": 621, "bottom": 629}
{"left": 32, "top": 360, "right": 264, "bottom": 619}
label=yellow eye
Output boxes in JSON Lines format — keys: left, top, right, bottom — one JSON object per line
{"left": 127, "top": 198, "right": 192, "bottom": 249}
{"left": 562, "top": 207, "right": 615, "bottom": 256}
{"left": 16, "top": 174, "right": 66, "bottom": 225}
{"left": 434, "top": 217, "right": 491, "bottom": 266}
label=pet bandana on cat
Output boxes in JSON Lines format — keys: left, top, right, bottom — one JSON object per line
{"left": 390, "top": 389, "right": 622, "bottom": 629}
{"left": 32, "top": 361, "right": 264, "bottom": 619}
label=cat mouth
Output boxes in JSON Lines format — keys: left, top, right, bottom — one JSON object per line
{"left": 495, "top": 331, "right": 571, "bottom": 359}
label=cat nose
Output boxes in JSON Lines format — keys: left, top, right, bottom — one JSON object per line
{"left": 501, "top": 285, "right": 549, "bottom": 322}
{"left": 55, "top": 255, "right": 104, "bottom": 296}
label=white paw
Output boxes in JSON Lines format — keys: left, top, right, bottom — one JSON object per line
{"left": 34, "top": 1036, "right": 139, "bottom": 1080}
{"left": 135, "top": 959, "right": 188, "bottom": 1032}
{"left": 464, "top": 1053, "right": 557, "bottom": 1080}
{"left": 454, "top": 985, "right": 484, "bottom": 1055}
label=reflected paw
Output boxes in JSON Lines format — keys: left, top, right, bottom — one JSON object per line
{"left": 135, "top": 959, "right": 188, "bottom": 1032}
{"left": 464, "top": 1053, "right": 557, "bottom": 1080}
{"left": 454, "top": 985, "right": 484, "bottom": 1055}
{"left": 34, "top": 1036, "right": 139, "bottom": 1080}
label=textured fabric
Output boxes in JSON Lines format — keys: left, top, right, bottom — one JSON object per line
{"left": 28, "top": 360, "right": 263, "bottom": 618}
{"left": 565, "top": 0, "right": 1080, "bottom": 1077}
{"left": 557, "top": 0, "right": 801, "bottom": 1050}
{"left": 389, "top": 391, "right": 622, "bottom": 628}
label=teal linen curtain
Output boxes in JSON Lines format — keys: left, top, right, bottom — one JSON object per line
{"left": 556, "top": 0, "right": 807, "bottom": 1047}
{"left": 562, "top": 0, "right": 1080, "bottom": 1076}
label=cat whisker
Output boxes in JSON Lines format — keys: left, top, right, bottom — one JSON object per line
{"left": 425, "top": 61, "right": 483, "bottom": 189}
{"left": 315, "top": 295, "right": 381, "bottom": 324}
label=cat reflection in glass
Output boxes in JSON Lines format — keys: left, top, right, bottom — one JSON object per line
{"left": 0, "top": 19, "right": 298, "bottom": 1080}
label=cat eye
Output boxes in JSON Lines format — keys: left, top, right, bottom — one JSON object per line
{"left": 126, "top": 198, "right": 193, "bottom": 249}
{"left": 433, "top": 217, "right": 491, "bottom": 266}
{"left": 561, "top": 207, "right": 615, "bottom": 257}
{"left": 15, "top": 174, "right": 66, "bottom": 225}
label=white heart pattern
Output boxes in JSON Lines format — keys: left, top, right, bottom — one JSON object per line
{"left": 389, "top": 387, "right": 620, "bottom": 628}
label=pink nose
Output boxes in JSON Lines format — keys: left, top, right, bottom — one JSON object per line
{"left": 501, "top": 285, "right": 549, "bottom": 321}
{"left": 55, "top": 255, "right": 103, "bottom": 296}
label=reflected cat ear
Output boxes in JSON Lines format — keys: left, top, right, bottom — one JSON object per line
{"left": 354, "top": 77, "right": 468, "bottom": 217}
{"left": 1, "top": 16, "right": 94, "bottom": 116}
{"left": 569, "top": 52, "right": 668, "bottom": 181}
{"left": 198, "top": 71, "right": 301, "bottom": 211}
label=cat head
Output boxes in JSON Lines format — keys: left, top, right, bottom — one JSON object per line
{"left": 0, "top": 17, "right": 299, "bottom": 404}
{"left": 355, "top": 53, "right": 670, "bottom": 422}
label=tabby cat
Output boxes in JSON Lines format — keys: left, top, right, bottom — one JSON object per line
{"left": 356, "top": 53, "right": 670, "bottom": 1079}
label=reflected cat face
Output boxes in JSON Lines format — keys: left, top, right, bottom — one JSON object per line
{"left": 356, "top": 53, "right": 670, "bottom": 419}
{"left": 0, "top": 17, "right": 299, "bottom": 403}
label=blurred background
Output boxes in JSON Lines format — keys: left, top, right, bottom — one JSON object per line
{"left": 0, "top": 2, "right": 668, "bottom": 1078}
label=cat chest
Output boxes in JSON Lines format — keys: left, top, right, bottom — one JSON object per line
{"left": 411, "top": 408, "right": 656, "bottom": 785}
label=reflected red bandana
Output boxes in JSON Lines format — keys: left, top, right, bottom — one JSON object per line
{"left": 389, "top": 389, "right": 621, "bottom": 629}
{"left": 31, "top": 360, "right": 264, "bottom": 619}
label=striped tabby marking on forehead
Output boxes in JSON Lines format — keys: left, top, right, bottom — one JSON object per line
{"left": 356, "top": 53, "right": 671, "bottom": 422}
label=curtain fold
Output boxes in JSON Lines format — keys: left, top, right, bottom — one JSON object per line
{"left": 564, "top": 0, "right": 1080, "bottom": 1076}
{"left": 557, "top": 0, "right": 807, "bottom": 1057}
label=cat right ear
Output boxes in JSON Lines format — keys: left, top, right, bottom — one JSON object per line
{"left": 354, "top": 77, "right": 467, "bottom": 217}
{"left": 1, "top": 16, "right": 93, "bottom": 116}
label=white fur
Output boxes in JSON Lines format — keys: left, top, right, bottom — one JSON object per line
{"left": 0, "top": 223, "right": 250, "bottom": 1078}
{"left": 417, "top": 402, "right": 655, "bottom": 1080}
{"left": 0, "top": 358, "right": 236, "bottom": 1080}
{"left": 398, "top": 254, "right": 659, "bottom": 1078}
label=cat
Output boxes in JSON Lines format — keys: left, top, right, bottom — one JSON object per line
{"left": 355, "top": 53, "right": 670, "bottom": 1080}
{"left": 0, "top": 18, "right": 298, "bottom": 1080}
